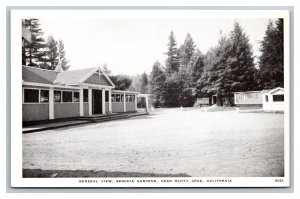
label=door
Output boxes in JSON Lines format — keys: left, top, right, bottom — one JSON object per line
{"left": 92, "top": 89, "right": 102, "bottom": 114}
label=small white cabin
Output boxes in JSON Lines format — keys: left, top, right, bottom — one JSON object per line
{"left": 262, "top": 87, "right": 284, "bottom": 111}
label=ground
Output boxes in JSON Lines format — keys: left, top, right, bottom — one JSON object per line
{"left": 23, "top": 108, "right": 284, "bottom": 177}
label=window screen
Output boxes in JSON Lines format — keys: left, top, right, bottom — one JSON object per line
{"left": 73, "top": 92, "right": 79, "bottom": 102}
{"left": 83, "top": 89, "right": 88, "bottom": 102}
{"left": 24, "top": 89, "right": 39, "bottom": 103}
{"left": 105, "top": 91, "right": 109, "bottom": 102}
{"left": 273, "top": 94, "right": 284, "bottom": 102}
{"left": 54, "top": 90, "right": 62, "bottom": 102}
{"left": 40, "top": 90, "right": 49, "bottom": 103}
{"left": 62, "top": 91, "right": 73, "bottom": 102}
{"left": 111, "top": 94, "right": 115, "bottom": 102}
{"left": 116, "top": 94, "right": 120, "bottom": 102}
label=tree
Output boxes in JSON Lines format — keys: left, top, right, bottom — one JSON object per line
{"left": 149, "top": 61, "right": 166, "bottom": 107}
{"left": 45, "top": 35, "right": 58, "bottom": 70}
{"left": 226, "top": 22, "right": 256, "bottom": 94}
{"left": 258, "top": 19, "right": 284, "bottom": 89}
{"left": 165, "top": 31, "right": 180, "bottom": 74}
{"left": 178, "top": 33, "right": 196, "bottom": 68}
{"left": 22, "top": 19, "right": 47, "bottom": 67}
{"left": 43, "top": 36, "right": 70, "bottom": 71}
{"left": 102, "top": 63, "right": 111, "bottom": 75}
{"left": 57, "top": 40, "right": 70, "bottom": 71}
{"left": 140, "top": 72, "right": 149, "bottom": 94}
{"left": 109, "top": 75, "right": 132, "bottom": 90}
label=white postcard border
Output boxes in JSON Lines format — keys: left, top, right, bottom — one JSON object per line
{"left": 10, "top": 9, "right": 290, "bottom": 188}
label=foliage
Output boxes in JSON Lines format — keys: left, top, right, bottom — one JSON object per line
{"left": 109, "top": 74, "right": 132, "bottom": 90}
{"left": 22, "top": 19, "right": 70, "bottom": 71}
{"left": 149, "top": 61, "right": 166, "bottom": 107}
{"left": 258, "top": 19, "right": 284, "bottom": 89}
{"left": 22, "top": 19, "right": 47, "bottom": 67}
{"left": 165, "top": 31, "right": 180, "bottom": 74}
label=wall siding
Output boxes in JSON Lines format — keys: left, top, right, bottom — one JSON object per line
{"left": 105, "top": 102, "right": 109, "bottom": 113}
{"left": 83, "top": 103, "right": 89, "bottom": 116}
{"left": 235, "top": 92, "right": 262, "bottom": 105}
{"left": 126, "top": 102, "right": 136, "bottom": 112}
{"left": 23, "top": 104, "right": 49, "bottom": 121}
{"left": 112, "top": 102, "right": 124, "bottom": 113}
{"left": 54, "top": 103, "right": 80, "bottom": 119}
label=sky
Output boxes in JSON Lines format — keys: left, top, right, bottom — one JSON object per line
{"left": 38, "top": 17, "right": 276, "bottom": 76}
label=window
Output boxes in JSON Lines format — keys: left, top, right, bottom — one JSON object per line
{"left": 83, "top": 89, "right": 88, "bottom": 102}
{"left": 265, "top": 95, "right": 268, "bottom": 102}
{"left": 273, "top": 94, "right": 284, "bottom": 102}
{"left": 121, "top": 94, "right": 124, "bottom": 102}
{"left": 111, "top": 94, "right": 115, "bottom": 102}
{"left": 40, "top": 90, "right": 49, "bottom": 103}
{"left": 116, "top": 94, "right": 120, "bottom": 102}
{"left": 73, "top": 92, "right": 79, "bottom": 102}
{"left": 54, "top": 90, "right": 62, "bottom": 102}
{"left": 126, "top": 95, "right": 129, "bottom": 102}
{"left": 24, "top": 89, "right": 39, "bottom": 103}
{"left": 132, "top": 95, "right": 135, "bottom": 102}
{"left": 62, "top": 91, "right": 72, "bottom": 102}
{"left": 129, "top": 95, "right": 133, "bottom": 102}
{"left": 105, "top": 91, "right": 109, "bottom": 102}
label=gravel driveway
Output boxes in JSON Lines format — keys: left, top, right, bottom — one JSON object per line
{"left": 23, "top": 108, "right": 284, "bottom": 177}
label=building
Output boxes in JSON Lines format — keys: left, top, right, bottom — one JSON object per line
{"left": 261, "top": 87, "right": 284, "bottom": 111}
{"left": 22, "top": 65, "right": 139, "bottom": 122}
{"left": 234, "top": 91, "right": 262, "bottom": 107}
{"left": 234, "top": 87, "right": 284, "bottom": 111}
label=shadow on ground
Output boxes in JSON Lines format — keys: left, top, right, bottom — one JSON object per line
{"left": 23, "top": 169, "right": 190, "bottom": 178}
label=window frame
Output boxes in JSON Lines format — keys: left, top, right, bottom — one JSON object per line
{"left": 272, "top": 94, "right": 284, "bottom": 102}
{"left": 265, "top": 95, "right": 268, "bottom": 102}
{"left": 22, "top": 87, "right": 41, "bottom": 104}
{"left": 73, "top": 91, "right": 80, "bottom": 103}
{"left": 111, "top": 94, "right": 115, "bottom": 102}
{"left": 116, "top": 94, "right": 121, "bottom": 102}
{"left": 83, "top": 89, "right": 89, "bottom": 102}
{"left": 105, "top": 90, "right": 109, "bottom": 102}
{"left": 62, "top": 90, "right": 74, "bottom": 103}
{"left": 54, "top": 90, "right": 62, "bottom": 103}
{"left": 40, "top": 89, "right": 50, "bottom": 103}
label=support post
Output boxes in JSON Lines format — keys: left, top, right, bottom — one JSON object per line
{"left": 123, "top": 93, "right": 126, "bottom": 112}
{"left": 102, "top": 89, "right": 106, "bottom": 114}
{"left": 145, "top": 96, "right": 149, "bottom": 112}
{"left": 88, "top": 88, "right": 92, "bottom": 115}
{"left": 108, "top": 89, "right": 112, "bottom": 113}
{"left": 134, "top": 94, "right": 138, "bottom": 111}
{"left": 79, "top": 88, "right": 84, "bottom": 116}
{"left": 49, "top": 87, "right": 54, "bottom": 119}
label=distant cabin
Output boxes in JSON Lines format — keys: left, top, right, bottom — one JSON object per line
{"left": 234, "top": 87, "right": 284, "bottom": 111}
{"left": 234, "top": 91, "right": 262, "bottom": 107}
{"left": 262, "top": 87, "right": 284, "bottom": 111}
{"left": 22, "top": 66, "right": 139, "bottom": 122}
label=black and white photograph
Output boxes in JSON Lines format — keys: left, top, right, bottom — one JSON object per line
{"left": 11, "top": 9, "right": 290, "bottom": 187}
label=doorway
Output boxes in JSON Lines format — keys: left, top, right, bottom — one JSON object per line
{"left": 92, "top": 89, "right": 102, "bottom": 114}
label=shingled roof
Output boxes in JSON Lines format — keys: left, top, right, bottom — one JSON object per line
{"left": 22, "top": 66, "right": 114, "bottom": 87}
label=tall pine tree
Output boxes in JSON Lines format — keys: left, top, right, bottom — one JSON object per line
{"left": 165, "top": 31, "right": 180, "bottom": 74}
{"left": 225, "top": 22, "right": 256, "bottom": 95}
{"left": 57, "top": 40, "right": 70, "bottom": 71}
{"left": 22, "top": 19, "right": 46, "bottom": 67}
{"left": 178, "top": 33, "right": 196, "bottom": 68}
{"left": 149, "top": 61, "right": 166, "bottom": 107}
{"left": 259, "top": 19, "right": 284, "bottom": 89}
{"left": 45, "top": 35, "right": 58, "bottom": 70}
